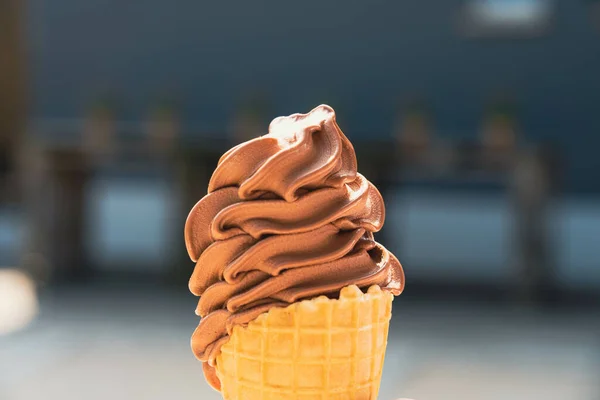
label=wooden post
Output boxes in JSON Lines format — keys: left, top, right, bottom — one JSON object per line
{"left": 47, "top": 150, "right": 89, "bottom": 280}
{"left": 511, "top": 148, "right": 551, "bottom": 304}
{"left": 0, "top": 0, "right": 26, "bottom": 201}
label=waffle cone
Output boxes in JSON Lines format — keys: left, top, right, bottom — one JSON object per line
{"left": 214, "top": 285, "right": 394, "bottom": 400}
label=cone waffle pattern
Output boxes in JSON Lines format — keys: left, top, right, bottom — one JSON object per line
{"left": 215, "top": 285, "right": 393, "bottom": 400}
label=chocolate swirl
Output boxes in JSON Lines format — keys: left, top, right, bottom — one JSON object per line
{"left": 185, "top": 105, "right": 404, "bottom": 390}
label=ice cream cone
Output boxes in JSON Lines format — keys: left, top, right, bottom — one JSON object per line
{"left": 185, "top": 105, "right": 405, "bottom": 397}
{"left": 214, "top": 284, "right": 393, "bottom": 400}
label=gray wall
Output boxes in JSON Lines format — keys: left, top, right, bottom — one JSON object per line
{"left": 28, "top": 0, "right": 600, "bottom": 191}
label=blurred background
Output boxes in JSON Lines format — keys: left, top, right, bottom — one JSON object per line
{"left": 1, "top": 0, "right": 600, "bottom": 399}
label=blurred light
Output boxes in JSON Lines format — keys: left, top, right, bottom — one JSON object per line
{"left": 0, "top": 268, "right": 38, "bottom": 335}
{"left": 85, "top": 177, "right": 175, "bottom": 272}
{"left": 469, "top": 0, "right": 551, "bottom": 27}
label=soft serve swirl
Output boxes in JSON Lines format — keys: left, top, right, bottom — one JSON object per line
{"left": 185, "top": 104, "right": 404, "bottom": 390}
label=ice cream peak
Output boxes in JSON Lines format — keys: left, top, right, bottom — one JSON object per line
{"left": 185, "top": 104, "right": 404, "bottom": 390}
